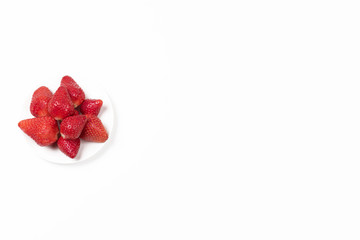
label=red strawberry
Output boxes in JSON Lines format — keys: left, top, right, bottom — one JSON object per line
{"left": 61, "top": 76, "right": 85, "bottom": 107}
{"left": 72, "top": 110, "right": 80, "bottom": 116}
{"left": 30, "top": 86, "right": 53, "bottom": 117}
{"left": 18, "top": 116, "right": 59, "bottom": 146}
{"left": 48, "top": 86, "right": 75, "bottom": 120}
{"left": 80, "top": 115, "right": 108, "bottom": 143}
{"left": 79, "top": 99, "right": 103, "bottom": 116}
{"left": 57, "top": 137, "right": 80, "bottom": 158}
{"left": 60, "top": 115, "right": 87, "bottom": 139}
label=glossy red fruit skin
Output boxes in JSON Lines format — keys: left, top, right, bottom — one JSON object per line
{"left": 80, "top": 115, "right": 108, "bottom": 143}
{"left": 57, "top": 137, "right": 80, "bottom": 158}
{"left": 30, "top": 86, "right": 53, "bottom": 117}
{"left": 79, "top": 99, "right": 103, "bottom": 116}
{"left": 48, "top": 86, "right": 75, "bottom": 120}
{"left": 60, "top": 115, "right": 87, "bottom": 139}
{"left": 72, "top": 110, "right": 80, "bottom": 116}
{"left": 18, "top": 116, "right": 59, "bottom": 146}
{"left": 61, "top": 76, "right": 85, "bottom": 107}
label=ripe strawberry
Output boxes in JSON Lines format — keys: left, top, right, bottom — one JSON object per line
{"left": 79, "top": 99, "right": 103, "bottom": 116}
{"left": 60, "top": 115, "right": 87, "bottom": 139}
{"left": 72, "top": 110, "right": 80, "bottom": 116}
{"left": 18, "top": 116, "right": 59, "bottom": 146}
{"left": 48, "top": 86, "right": 75, "bottom": 120}
{"left": 30, "top": 86, "right": 53, "bottom": 117}
{"left": 80, "top": 115, "right": 108, "bottom": 142}
{"left": 57, "top": 137, "right": 80, "bottom": 158}
{"left": 61, "top": 76, "right": 85, "bottom": 107}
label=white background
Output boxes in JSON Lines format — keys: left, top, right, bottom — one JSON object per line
{"left": 1, "top": 0, "right": 360, "bottom": 239}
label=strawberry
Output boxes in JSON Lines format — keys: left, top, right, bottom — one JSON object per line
{"left": 79, "top": 99, "right": 103, "bottom": 116}
{"left": 30, "top": 86, "right": 53, "bottom": 117}
{"left": 61, "top": 76, "right": 85, "bottom": 107}
{"left": 48, "top": 86, "right": 75, "bottom": 120}
{"left": 57, "top": 137, "right": 80, "bottom": 158}
{"left": 80, "top": 115, "right": 108, "bottom": 143}
{"left": 72, "top": 109, "right": 80, "bottom": 116}
{"left": 60, "top": 115, "right": 87, "bottom": 139}
{"left": 18, "top": 116, "right": 59, "bottom": 146}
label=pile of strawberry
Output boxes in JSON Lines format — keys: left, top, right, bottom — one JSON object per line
{"left": 18, "top": 76, "right": 108, "bottom": 159}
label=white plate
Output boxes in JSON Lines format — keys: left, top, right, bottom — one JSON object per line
{"left": 20, "top": 81, "right": 114, "bottom": 164}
